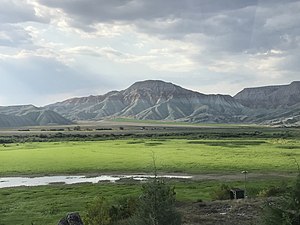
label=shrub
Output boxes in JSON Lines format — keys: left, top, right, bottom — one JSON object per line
{"left": 83, "top": 196, "right": 111, "bottom": 225}
{"left": 257, "top": 184, "right": 288, "bottom": 197}
{"left": 211, "top": 184, "right": 231, "bottom": 200}
{"left": 109, "top": 196, "right": 138, "bottom": 223}
{"left": 262, "top": 172, "right": 300, "bottom": 225}
{"left": 133, "top": 177, "right": 181, "bottom": 225}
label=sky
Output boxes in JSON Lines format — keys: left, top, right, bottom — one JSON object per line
{"left": 1, "top": 0, "right": 300, "bottom": 106}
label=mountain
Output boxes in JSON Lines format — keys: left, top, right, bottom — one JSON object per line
{"left": 1, "top": 80, "right": 299, "bottom": 127}
{"left": 46, "top": 80, "right": 249, "bottom": 123}
{"left": 234, "top": 81, "right": 300, "bottom": 109}
{"left": 234, "top": 81, "right": 300, "bottom": 126}
{"left": 0, "top": 105, "right": 72, "bottom": 128}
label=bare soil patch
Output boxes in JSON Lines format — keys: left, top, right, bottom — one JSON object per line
{"left": 179, "top": 198, "right": 263, "bottom": 225}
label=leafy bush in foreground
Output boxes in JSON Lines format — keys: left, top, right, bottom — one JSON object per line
{"left": 83, "top": 196, "right": 111, "bottom": 225}
{"left": 83, "top": 177, "right": 181, "bottom": 225}
{"left": 132, "top": 177, "right": 181, "bottom": 225}
{"left": 211, "top": 184, "right": 231, "bottom": 200}
{"left": 262, "top": 172, "right": 300, "bottom": 225}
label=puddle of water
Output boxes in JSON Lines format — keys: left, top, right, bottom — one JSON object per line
{"left": 0, "top": 175, "right": 192, "bottom": 188}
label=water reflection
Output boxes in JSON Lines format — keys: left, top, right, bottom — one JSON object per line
{"left": 0, "top": 175, "right": 192, "bottom": 188}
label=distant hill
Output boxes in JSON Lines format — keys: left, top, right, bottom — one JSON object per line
{"left": 234, "top": 81, "right": 300, "bottom": 109}
{"left": 234, "top": 81, "right": 300, "bottom": 126}
{"left": 0, "top": 105, "right": 72, "bottom": 128}
{"left": 46, "top": 80, "right": 249, "bottom": 123}
{"left": 1, "top": 80, "right": 299, "bottom": 127}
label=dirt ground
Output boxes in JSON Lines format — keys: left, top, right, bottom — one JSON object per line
{"left": 178, "top": 198, "right": 264, "bottom": 225}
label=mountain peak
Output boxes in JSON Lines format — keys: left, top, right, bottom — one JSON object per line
{"left": 127, "top": 80, "right": 182, "bottom": 93}
{"left": 291, "top": 81, "right": 300, "bottom": 87}
{"left": 46, "top": 79, "right": 246, "bottom": 123}
{"left": 43, "top": 80, "right": 300, "bottom": 126}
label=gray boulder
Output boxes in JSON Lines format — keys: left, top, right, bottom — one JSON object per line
{"left": 58, "top": 212, "right": 84, "bottom": 225}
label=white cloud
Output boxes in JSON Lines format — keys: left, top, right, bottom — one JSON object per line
{"left": 0, "top": 0, "right": 299, "bottom": 105}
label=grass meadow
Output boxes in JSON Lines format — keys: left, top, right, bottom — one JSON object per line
{"left": 0, "top": 138, "right": 299, "bottom": 176}
{"left": 0, "top": 136, "right": 300, "bottom": 224}
{"left": 0, "top": 178, "right": 293, "bottom": 225}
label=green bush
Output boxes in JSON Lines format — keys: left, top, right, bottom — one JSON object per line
{"left": 83, "top": 195, "right": 138, "bottom": 225}
{"left": 257, "top": 184, "right": 288, "bottom": 197}
{"left": 109, "top": 196, "right": 138, "bottom": 223}
{"left": 262, "top": 172, "right": 300, "bottom": 225}
{"left": 83, "top": 196, "right": 111, "bottom": 225}
{"left": 211, "top": 184, "right": 231, "bottom": 200}
{"left": 133, "top": 177, "right": 181, "bottom": 225}
{"left": 83, "top": 176, "right": 181, "bottom": 225}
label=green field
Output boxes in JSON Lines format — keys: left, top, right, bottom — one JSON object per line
{"left": 1, "top": 133, "right": 300, "bottom": 224}
{"left": 0, "top": 138, "right": 300, "bottom": 176}
{"left": 0, "top": 178, "right": 293, "bottom": 225}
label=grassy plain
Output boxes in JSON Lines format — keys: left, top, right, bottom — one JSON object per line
{"left": 0, "top": 178, "right": 293, "bottom": 225}
{"left": 0, "top": 125, "right": 300, "bottom": 224}
{"left": 0, "top": 138, "right": 300, "bottom": 176}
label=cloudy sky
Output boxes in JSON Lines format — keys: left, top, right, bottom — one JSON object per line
{"left": 1, "top": 0, "right": 299, "bottom": 106}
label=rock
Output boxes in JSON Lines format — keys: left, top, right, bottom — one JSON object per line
{"left": 58, "top": 212, "right": 84, "bottom": 225}
{"left": 58, "top": 217, "right": 69, "bottom": 225}
{"left": 234, "top": 81, "right": 300, "bottom": 109}
{"left": 46, "top": 79, "right": 247, "bottom": 123}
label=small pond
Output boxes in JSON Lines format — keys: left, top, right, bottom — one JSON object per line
{"left": 0, "top": 175, "right": 192, "bottom": 188}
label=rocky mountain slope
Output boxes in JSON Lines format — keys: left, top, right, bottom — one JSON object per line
{"left": 1, "top": 80, "right": 299, "bottom": 127}
{"left": 0, "top": 105, "right": 72, "bottom": 128}
{"left": 234, "top": 81, "right": 300, "bottom": 109}
{"left": 46, "top": 80, "right": 249, "bottom": 123}
{"left": 234, "top": 81, "right": 300, "bottom": 126}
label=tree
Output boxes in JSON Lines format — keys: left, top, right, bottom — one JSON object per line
{"left": 74, "top": 126, "right": 81, "bottom": 131}
{"left": 133, "top": 176, "right": 181, "bottom": 225}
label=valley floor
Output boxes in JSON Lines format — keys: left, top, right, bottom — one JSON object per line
{"left": 0, "top": 125, "right": 299, "bottom": 224}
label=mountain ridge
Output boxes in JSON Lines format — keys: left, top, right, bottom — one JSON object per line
{"left": 0, "top": 105, "right": 72, "bottom": 128}
{"left": 46, "top": 80, "right": 249, "bottom": 123}
{"left": 0, "top": 80, "right": 299, "bottom": 127}
{"left": 234, "top": 81, "right": 300, "bottom": 109}
{"left": 234, "top": 81, "right": 300, "bottom": 126}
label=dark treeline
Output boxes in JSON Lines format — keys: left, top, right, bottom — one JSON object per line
{"left": 0, "top": 128, "right": 299, "bottom": 144}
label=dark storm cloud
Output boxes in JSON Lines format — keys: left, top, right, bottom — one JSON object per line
{"left": 38, "top": 0, "right": 300, "bottom": 54}
{"left": 135, "top": 5, "right": 258, "bottom": 53}
{"left": 38, "top": 0, "right": 259, "bottom": 25}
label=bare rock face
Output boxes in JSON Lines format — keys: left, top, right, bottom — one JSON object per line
{"left": 46, "top": 80, "right": 247, "bottom": 123}
{"left": 233, "top": 81, "right": 300, "bottom": 126}
{"left": 58, "top": 212, "right": 84, "bottom": 225}
{"left": 0, "top": 105, "right": 72, "bottom": 128}
{"left": 234, "top": 81, "right": 300, "bottom": 109}
{"left": 44, "top": 79, "right": 300, "bottom": 126}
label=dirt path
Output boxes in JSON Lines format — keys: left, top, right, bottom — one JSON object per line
{"left": 190, "top": 171, "right": 297, "bottom": 181}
